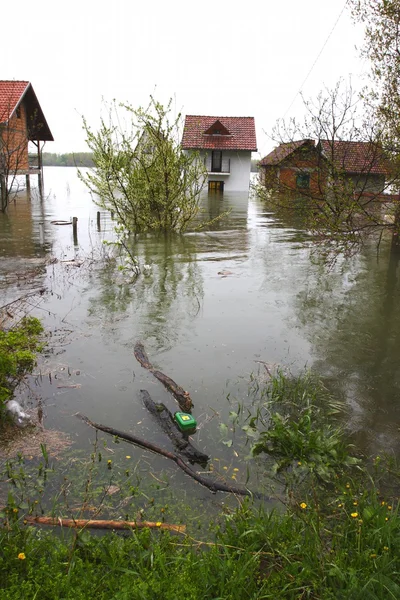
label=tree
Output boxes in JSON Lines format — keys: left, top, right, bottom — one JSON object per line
{"left": 80, "top": 97, "right": 207, "bottom": 236}
{"left": 256, "top": 80, "right": 400, "bottom": 261}
{"left": 0, "top": 98, "right": 30, "bottom": 211}
{"left": 350, "top": 0, "right": 400, "bottom": 248}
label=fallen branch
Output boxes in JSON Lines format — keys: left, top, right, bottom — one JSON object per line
{"left": 24, "top": 515, "right": 185, "bottom": 533}
{"left": 141, "top": 389, "right": 209, "bottom": 467}
{"left": 77, "top": 413, "right": 267, "bottom": 500}
{"left": 134, "top": 342, "right": 192, "bottom": 412}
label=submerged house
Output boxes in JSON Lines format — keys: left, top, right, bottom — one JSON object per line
{"left": 259, "top": 139, "right": 389, "bottom": 197}
{"left": 181, "top": 116, "right": 257, "bottom": 192}
{"left": 0, "top": 80, "right": 53, "bottom": 204}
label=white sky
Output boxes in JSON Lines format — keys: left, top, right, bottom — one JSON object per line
{"left": 3, "top": 0, "right": 367, "bottom": 157}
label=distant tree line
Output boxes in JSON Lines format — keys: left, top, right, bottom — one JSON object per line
{"left": 28, "top": 152, "right": 94, "bottom": 167}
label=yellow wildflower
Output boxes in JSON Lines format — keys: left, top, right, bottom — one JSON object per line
{"left": 300, "top": 502, "right": 307, "bottom": 510}
{"left": 351, "top": 512, "right": 358, "bottom": 518}
{"left": 383, "top": 546, "right": 389, "bottom": 551}
{"left": 353, "top": 501, "right": 358, "bottom": 506}
{"left": 223, "top": 466, "right": 228, "bottom": 470}
{"left": 17, "top": 553, "right": 26, "bottom": 560}
{"left": 156, "top": 522, "right": 162, "bottom": 527}
{"left": 370, "top": 553, "right": 377, "bottom": 559}
{"left": 233, "top": 468, "right": 239, "bottom": 472}
{"left": 346, "top": 483, "right": 351, "bottom": 489}
{"left": 388, "top": 505, "right": 392, "bottom": 510}
{"left": 13, "top": 508, "right": 18, "bottom": 513}
{"left": 125, "top": 456, "right": 131, "bottom": 459}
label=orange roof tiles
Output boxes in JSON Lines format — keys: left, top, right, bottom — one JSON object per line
{"left": 182, "top": 116, "right": 257, "bottom": 151}
{"left": 0, "top": 80, "right": 29, "bottom": 122}
{"left": 320, "top": 140, "right": 388, "bottom": 175}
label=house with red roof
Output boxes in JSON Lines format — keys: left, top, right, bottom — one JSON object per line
{"left": 0, "top": 80, "right": 53, "bottom": 208}
{"left": 259, "top": 139, "right": 389, "bottom": 198}
{"left": 181, "top": 116, "right": 257, "bottom": 192}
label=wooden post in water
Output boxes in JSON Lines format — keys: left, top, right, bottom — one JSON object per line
{"left": 97, "top": 210, "right": 101, "bottom": 230}
{"left": 73, "top": 217, "right": 78, "bottom": 246}
{"left": 25, "top": 174, "right": 31, "bottom": 198}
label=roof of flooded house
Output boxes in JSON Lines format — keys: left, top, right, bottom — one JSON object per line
{"left": 319, "top": 140, "right": 388, "bottom": 175}
{"left": 260, "top": 139, "right": 389, "bottom": 175}
{"left": 0, "top": 80, "right": 54, "bottom": 141}
{"left": 260, "top": 140, "right": 315, "bottom": 166}
{"left": 182, "top": 116, "right": 257, "bottom": 151}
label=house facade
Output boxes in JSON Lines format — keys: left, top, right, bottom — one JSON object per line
{"left": 181, "top": 116, "right": 257, "bottom": 192}
{"left": 259, "top": 139, "right": 388, "bottom": 198}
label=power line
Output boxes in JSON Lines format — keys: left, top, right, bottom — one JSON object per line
{"left": 283, "top": 0, "right": 350, "bottom": 118}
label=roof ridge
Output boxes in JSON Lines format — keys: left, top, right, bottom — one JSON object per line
{"left": 185, "top": 115, "right": 255, "bottom": 119}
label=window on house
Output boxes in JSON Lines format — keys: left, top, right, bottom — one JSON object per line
{"left": 296, "top": 172, "right": 310, "bottom": 189}
{"left": 211, "top": 151, "right": 222, "bottom": 172}
{"left": 208, "top": 181, "right": 224, "bottom": 192}
{"left": 16, "top": 106, "right": 21, "bottom": 119}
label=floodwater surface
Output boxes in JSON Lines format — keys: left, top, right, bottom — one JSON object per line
{"left": 1, "top": 167, "right": 400, "bottom": 501}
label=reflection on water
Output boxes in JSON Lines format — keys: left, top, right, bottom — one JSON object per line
{"left": 1, "top": 168, "right": 400, "bottom": 482}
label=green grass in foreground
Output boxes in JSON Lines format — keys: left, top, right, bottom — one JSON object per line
{"left": 0, "top": 483, "right": 399, "bottom": 600}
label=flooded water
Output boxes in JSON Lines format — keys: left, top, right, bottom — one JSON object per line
{"left": 1, "top": 167, "right": 400, "bottom": 501}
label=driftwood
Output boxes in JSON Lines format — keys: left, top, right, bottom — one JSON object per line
{"left": 134, "top": 342, "right": 192, "bottom": 412}
{"left": 140, "top": 389, "right": 209, "bottom": 467}
{"left": 24, "top": 515, "right": 185, "bottom": 533}
{"left": 78, "top": 413, "right": 266, "bottom": 500}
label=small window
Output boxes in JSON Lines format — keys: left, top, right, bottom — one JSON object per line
{"left": 16, "top": 106, "right": 21, "bottom": 119}
{"left": 296, "top": 172, "right": 310, "bottom": 189}
{"left": 208, "top": 181, "right": 224, "bottom": 192}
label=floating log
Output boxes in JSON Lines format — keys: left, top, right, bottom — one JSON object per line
{"left": 141, "top": 389, "right": 209, "bottom": 467}
{"left": 24, "top": 515, "right": 185, "bottom": 533}
{"left": 134, "top": 342, "right": 192, "bottom": 412}
{"left": 77, "top": 413, "right": 266, "bottom": 500}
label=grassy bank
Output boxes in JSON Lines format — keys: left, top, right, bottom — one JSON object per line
{"left": 1, "top": 364, "right": 400, "bottom": 598}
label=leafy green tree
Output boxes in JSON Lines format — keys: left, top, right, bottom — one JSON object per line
{"left": 80, "top": 97, "right": 207, "bottom": 235}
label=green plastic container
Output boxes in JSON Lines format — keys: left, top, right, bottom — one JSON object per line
{"left": 174, "top": 412, "right": 197, "bottom": 434}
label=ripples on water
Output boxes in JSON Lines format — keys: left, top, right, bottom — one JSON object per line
{"left": 1, "top": 168, "right": 400, "bottom": 490}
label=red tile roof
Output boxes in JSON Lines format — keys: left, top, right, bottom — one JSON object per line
{"left": 320, "top": 140, "right": 388, "bottom": 175}
{"left": 260, "top": 140, "right": 315, "bottom": 166}
{"left": 0, "top": 80, "right": 53, "bottom": 141}
{"left": 260, "top": 139, "right": 389, "bottom": 175}
{"left": 182, "top": 116, "right": 257, "bottom": 151}
{"left": 0, "top": 80, "right": 30, "bottom": 121}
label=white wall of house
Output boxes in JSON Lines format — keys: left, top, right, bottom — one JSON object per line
{"left": 187, "top": 150, "right": 252, "bottom": 192}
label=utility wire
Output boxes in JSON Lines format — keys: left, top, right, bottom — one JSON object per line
{"left": 283, "top": 0, "right": 350, "bottom": 117}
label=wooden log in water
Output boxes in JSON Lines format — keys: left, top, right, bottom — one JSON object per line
{"left": 140, "top": 389, "right": 209, "bottom": 467}
{"left": 24, "top": 515, "right": 185, "bottom": 533}
{"left": 134, "top": 342, "right": 193, "bottom": 412}
{"left": 77, "top": 413, "right": 266, "bottom": 500}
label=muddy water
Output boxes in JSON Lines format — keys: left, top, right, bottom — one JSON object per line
{"left": 1, "top": 167, "right": 400, "bottom": 500}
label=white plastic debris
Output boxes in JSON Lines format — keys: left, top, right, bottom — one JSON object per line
{"left": 5, "top": 400, "right": 31, "bottom": 427}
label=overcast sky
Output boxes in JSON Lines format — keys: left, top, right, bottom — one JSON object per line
{"left": 4, "top": 0, "right": 367, "bottom": 156}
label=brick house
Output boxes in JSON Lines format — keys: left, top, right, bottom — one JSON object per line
{"left": 181, "top": 116, "right": 257, "bottom": 192}
{"left": 259, "top": 139, "right": 389, "bottom": 197}
{"left": 0, "top": 80, "right": 53, "bottom": 204}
